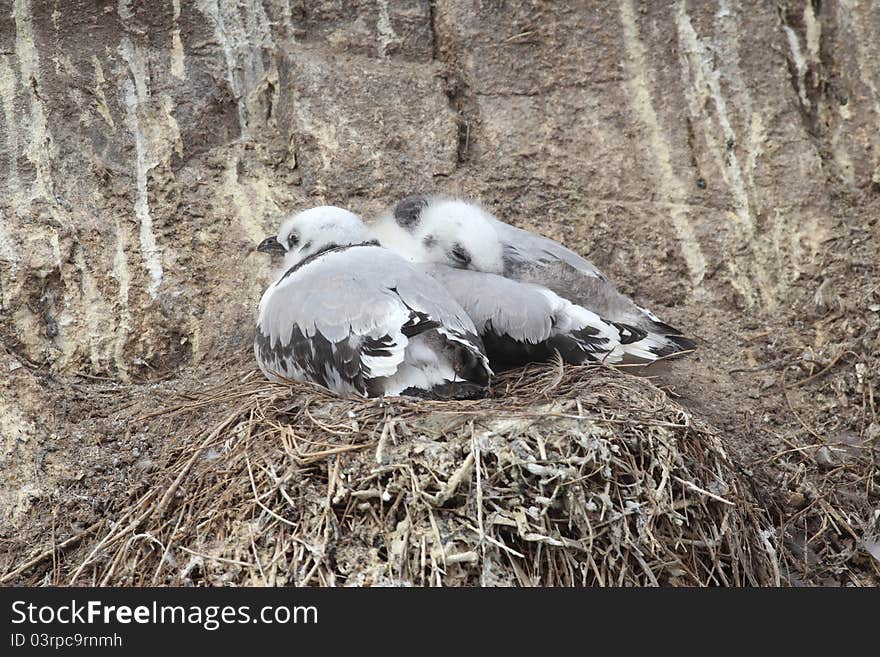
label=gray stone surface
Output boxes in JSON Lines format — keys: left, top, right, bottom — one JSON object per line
{"left": 277, "top": 46, "right": 458, "bottom": 198}
{"left": 0, "top": 0, "right": 878, "bottom": 378}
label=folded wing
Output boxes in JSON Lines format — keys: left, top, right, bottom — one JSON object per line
{"left": 422, "top": 264, "right": 635, "bottom": 370}
{"left": 255, "top": 246, "right": 490, "bottom": 397}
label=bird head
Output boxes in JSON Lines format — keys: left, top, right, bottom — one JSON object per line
{"left": 258, "top": 206, "right": 373, "bottom": 269}
{"left": 373, "top": 195, "right": 505, "bottom": 274}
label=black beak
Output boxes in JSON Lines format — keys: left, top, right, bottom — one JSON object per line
{"left": 257, "top": 236, "right": 285, "bottom": 255}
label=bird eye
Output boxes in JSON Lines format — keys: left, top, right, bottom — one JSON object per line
{"left": 287, "top": 233, "right": 299, "bottom": 248}
{"left": 449, "top": 244, "right": 472, "bottom": 267}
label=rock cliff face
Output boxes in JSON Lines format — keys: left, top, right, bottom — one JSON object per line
{"left": 2, "top": 2, "right": 879, "bottom": 583}
{"left": 2, "top": 0, "right": 878, "bottom": 379}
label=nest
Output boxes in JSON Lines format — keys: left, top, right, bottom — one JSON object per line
{"left": 9, "top": 362, "right": 783, "bottom": 586}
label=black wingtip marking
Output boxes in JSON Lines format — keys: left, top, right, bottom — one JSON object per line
{"left": 643, "top": 317, "right": 697, "bottom": 358}
{"left": 611, "top": 322, "right": 648, "bottom": 344}
{"left": 400, "top": 310, "right": 442, "bottom": 338}
{"left": 568, "top": 325, "right": 612, "bottom": 351}
{"left": 652, "top": 333, "right": 697, "bottom": 356}
{"left": 449, "top": 334, "right": 491, "bottom": 386}
{"left": 649, "top": 318, "right": 684, "bottom": 335}
{"left": 646, "top": 333, "right": 697, "bottom": 359}
{"left": 394, "top": 195, "right": 429, "bottom": 229}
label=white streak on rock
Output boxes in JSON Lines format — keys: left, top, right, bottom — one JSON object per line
{"left": 196, "top": 0, "right": 276, "bottom": 137}
{"left": 714, "top": 0, "right": 762, "bottom": 197}
{"left": 112, "top": 217, "right": 132, "bottom": 381}
{"left": 618, "top": 0, "right": 707, "bottom": 293}
{"left": 677, "top": 5, "right": 754, "bottom": 237}
{"left": 219, "top": 146, "right": 280, "bottom": 345}
{"left": 13, "top": 0, "right": 39, "bottom": 84}
{"left": 0, "top": 58, "right": 20, "bottom": 192}
{"left": 839, "top": 0, "right": 880, "bottom": 183}
{"left": 91, "top": 57, "right": 116, "bottom": 130}
{"left": 0, "top": 227, "right": 18, "bottom": 265}
{"left": 280, "top": 0, "right": 296, "bottom": 39}
{"left": 744, "top": 114, "right": 765, "bottom": 199}
{"left": 783, "top": 25, "right": 811, "bottom": 109}
{"left": 0, "top": 57, "right": 21, "bottom": 264}
{"left": 185, "top": 304, "right": 202, "bottom": 365}
{"left": 376, "top": 0, "right": 398, "bottom": 58}
{"left": 117, "top": 0, "right": 133, "bottom": 21}
{"left": 224, "top": 152, "right": 275, "bottom": 245}
{"left": 676, "top": 2, "right": 774, "bottom": 307}
{"left": 161, "top": 94, "right": 184, "bottom": 157}
{"left": 714, "top": 1, "right": 754, "bottom": 116}
{"left": 49, "top": 231, "right": 61, "bottom": 269}
{"left": 73, "top": 246, "right": 104, "bottom": 370}
{"left": 171, "top": 0, "right": 187, "bottom": 79}
{"left": 120, "top": 39, "right": 164, "bottom": 299}
{"left": 13, "top": 0, "right": 55, "bottom": 201}
{"left": 803, "top": 2, "right": 822, "bottom": 64}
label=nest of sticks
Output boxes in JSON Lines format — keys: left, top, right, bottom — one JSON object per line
{"left": 17, "top": 360, "right": 784, "bottom": 586}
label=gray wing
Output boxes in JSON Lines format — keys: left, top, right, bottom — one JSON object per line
{"left": 486, "top": 216, "right": 697, "bottom": 359}
{"left": 491, "top": 219, "right": 610, "bottom": 283}
{"left": 421, "top": 264, "right": 555, "bottom": 343}
{"left": 508, "top": 259, "right": 646, "bottom": 327}
{"left": 487, "top": 218, "right": 667, "bottom": 327}
{"left": 509, "top": 259, "right": 698, "bottom": 358}
{"left": 421, "top": 264, "right": 625, "bottom": 368}
{"left": 255, "top": 247, "right": 486, "bottom": 394}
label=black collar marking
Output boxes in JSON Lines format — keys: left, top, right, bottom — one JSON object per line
{"left": 276, "top": 240, "right": 381, "bottom": 284}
